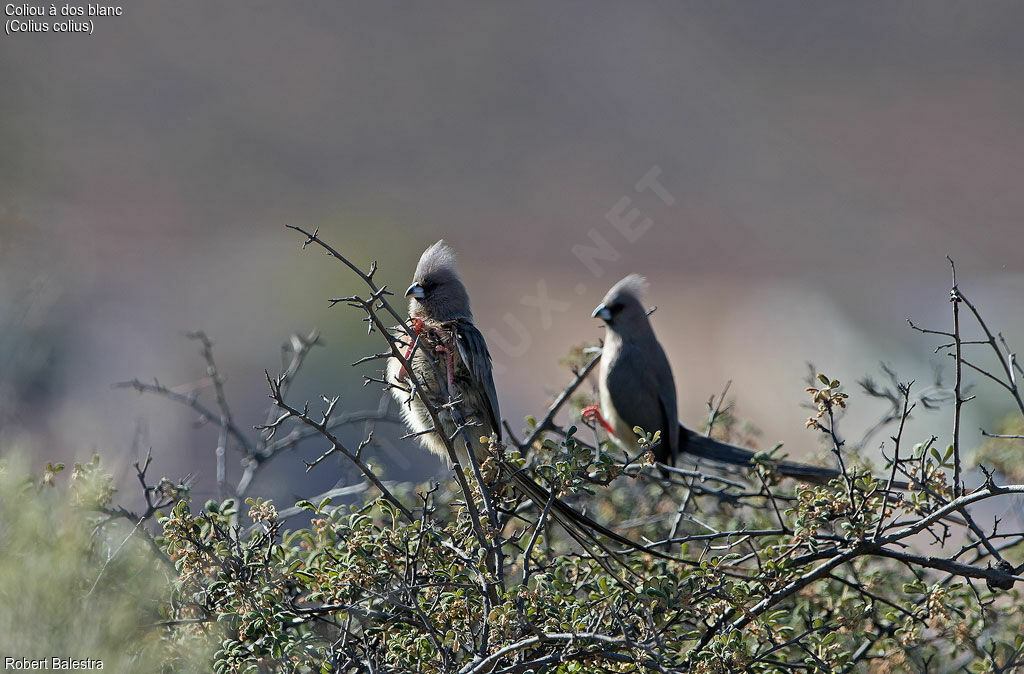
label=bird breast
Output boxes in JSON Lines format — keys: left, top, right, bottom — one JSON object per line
{"left": 387, "top": 321, "right": 492, "bottom": 465}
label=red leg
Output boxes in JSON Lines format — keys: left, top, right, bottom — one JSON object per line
{"left": 581, "top": 404, "right": 616, "bottom": 436}
{"left": 435, "top": 344, "right": 455, "bottom": 391}
{"left": 398, "top": 318, "right": 425, "bottom": 381}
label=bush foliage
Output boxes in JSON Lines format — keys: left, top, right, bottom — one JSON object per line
{"left": 7, "top": 237, "right": 1024, "bottom": 673}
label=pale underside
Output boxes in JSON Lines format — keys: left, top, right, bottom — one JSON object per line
{"left": 386, "top": 319, "right": 498, "bottom": 466}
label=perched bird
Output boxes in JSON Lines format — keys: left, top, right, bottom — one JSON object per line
{"left": 387, "top": 242, "right": 679, "bottom": 578}
{"left": 386, "top": 239, "right": 500, "bottom": 466}
{"left": 587, "top": 274, "right": 844, "bottom": 484}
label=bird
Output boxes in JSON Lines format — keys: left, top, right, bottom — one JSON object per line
{"left": 386, "top": 242, "right": 683, "bottom": 581}
{"left": 586, "top": 274, "right": 848, "bottom": 485}
{"left": 385, "top": 239, "right": 500, "bottom": 467}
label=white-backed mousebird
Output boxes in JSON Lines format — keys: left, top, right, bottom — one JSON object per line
{"left": 587, "top": 274, "right": 866, "bottom": 485}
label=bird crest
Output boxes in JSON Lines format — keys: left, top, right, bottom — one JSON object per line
{"left": 414, "top": 239, "right": 457, "bottom": 281}
{"left": 605, "top": 274, "right": 649, "bottom": 304}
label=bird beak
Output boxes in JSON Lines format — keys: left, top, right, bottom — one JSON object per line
{"left": 406, "top": 283, "right": 425, "bottom": 300}
{"left": 592, "top": 304, "right": 611, "bottom": 321}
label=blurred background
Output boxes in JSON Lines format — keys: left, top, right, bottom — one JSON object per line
{"left": 2, "top": 1, "right": 1023, "bottom": 508}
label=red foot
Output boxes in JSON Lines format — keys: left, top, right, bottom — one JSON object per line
{"left": 581, "top": 405, "right": 616, "bottom": 436}
{"left": 398, "top": 318, "right": 425, "bottom": 381}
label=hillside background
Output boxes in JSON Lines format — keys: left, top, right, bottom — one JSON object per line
{"left": 2, "top": 2, "right": 1023, "bottom": 509}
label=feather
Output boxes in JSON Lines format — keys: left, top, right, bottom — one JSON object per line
{"left": 603, "top": 273, "right": 649, "bottom": 305}
{"left": 414, "top": 239, "right": 457, "bottom": 280}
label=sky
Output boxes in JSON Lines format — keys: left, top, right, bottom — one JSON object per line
{"left": 2, "top": 2, "right": 1023, "bottom": 505}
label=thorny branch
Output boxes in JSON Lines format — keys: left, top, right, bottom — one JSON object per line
{"left": 121, "top": 241, "right": 1024, "bottom": 672}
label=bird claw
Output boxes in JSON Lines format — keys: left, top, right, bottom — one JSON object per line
{"left": 581, "top": 405, "right": 616, "bottom": 436}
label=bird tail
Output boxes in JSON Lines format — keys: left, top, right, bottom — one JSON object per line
{"left": 506, "top": 469, "right": 685, "bottom": 590}
{"left": 679, "top": 425, "right": 910, "bottom": 490}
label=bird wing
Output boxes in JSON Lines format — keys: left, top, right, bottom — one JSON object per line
{"left": 454, "top": 319, "right": 502, "bottom": 441}
{"left": 657, "top": 391, "right": 679, "bottom": 465}
{"left": 606, "top": 339, "right": 679, "bottom": 462}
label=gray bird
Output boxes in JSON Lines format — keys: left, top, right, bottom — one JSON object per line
{"left": 590, "top": 274, "right": 843, "bottom": 484}
{"left": 387, "top": 242, "right": 680, "bottom": 578}
{"left": 386, "top": 240, "right": 500, "bottom": 466}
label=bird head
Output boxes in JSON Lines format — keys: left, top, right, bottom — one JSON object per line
{"left": 592, "top": 274, "right": 651, "bottom": 331}
{"left": 406, "top": 240, "right": 473, "bottom": 321}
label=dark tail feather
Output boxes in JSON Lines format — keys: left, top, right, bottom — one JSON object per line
{"left": 679, "top": 426, "right": 910, "bottom": 490}
{"left": 508, "top": 471, "right": 684, "bottom": 582}
{"left": 509, "top": 472, "right": 641, "bottom": 591}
